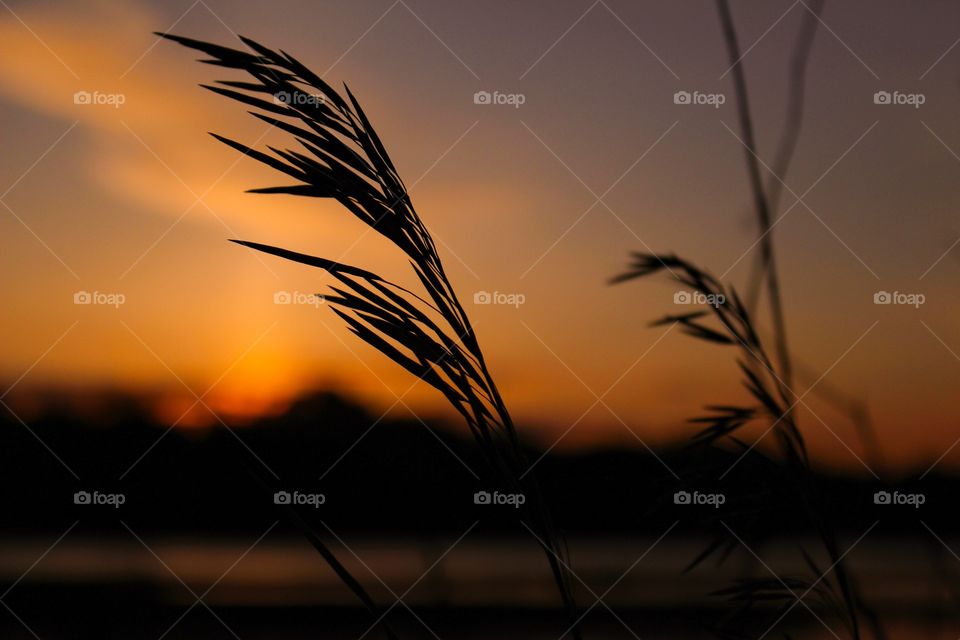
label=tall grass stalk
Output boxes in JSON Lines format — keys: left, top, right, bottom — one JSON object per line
{"left": 723, "top": 0, "right": 887, "bottom": 474}
{"left": 160, "top": 33, "right": 581, "bottom": 639}
{"left": 716, "top": 0, "right": 793, "bottom": 392}
{"left": 616, "top": 10, "right": 880, "bottom": 632}
{"left": 612, "top": 255, "right": 880, "bottom": 638}
{"left": 744, "top": 0, "right": 824, "bottom": 311}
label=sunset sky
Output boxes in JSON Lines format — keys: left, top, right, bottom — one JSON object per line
{"left": 2, "top": 0, "right": 959, "bottom": 472}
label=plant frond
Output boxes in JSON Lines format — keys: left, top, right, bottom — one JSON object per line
{"left": 163, "top": 32, "right": 582, "bottom": 639}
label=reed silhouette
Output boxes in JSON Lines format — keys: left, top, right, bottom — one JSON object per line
{"left": 611, "top": 255, "right": 886, "bottom": 638}
{"left": 160, "top": 32, "right": 582, "bottom": 640}
{"left": 610, "top": 3, "right": 885, "bottom": 637}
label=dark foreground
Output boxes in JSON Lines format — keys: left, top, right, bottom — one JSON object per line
{"left": 1, "top": 536, "right": 957, "bottom": 639}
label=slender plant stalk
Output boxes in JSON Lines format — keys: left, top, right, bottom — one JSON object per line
{"left": 613, "top": 7, "right": 883, "bottom": 633}
{"left": 238, "top": 455, "right": 400, "bottom": 640}
{"left": 765, "top": 0, "right": 824, "bottom": 214}
{"left": 716, "top": 0, "right": 793, "bottom": 392}
{"left": 160, "top": 33, "right": 582, "bottom": 639}
{"left": 745, "top": 0, "right": 824, "bottom": 311}
{"left": 728, "top": 0, "right": 886, "bottom": 474}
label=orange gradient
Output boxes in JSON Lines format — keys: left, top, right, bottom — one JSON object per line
{"left": 2, "top": 0, "right": 960, "bottom": 473}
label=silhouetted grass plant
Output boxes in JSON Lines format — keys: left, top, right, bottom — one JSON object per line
{"left": 160, "top": 32, "right": 581, "bottom": 639}
{"left": 727, "top": 0, "right": 885, "bottom": 473}
{"left": 612, "top": 254, "right": 881, "bottom": 639}
{"left": 609, "top": 3, "right": 882, "bottom": 637}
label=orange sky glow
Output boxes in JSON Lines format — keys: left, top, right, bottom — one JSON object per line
{"left": 2, "top": 0, "right": 960, "bottom": 473}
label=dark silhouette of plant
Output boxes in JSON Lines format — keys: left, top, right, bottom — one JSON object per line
{"left": 722, "top": 0, "right": 885, "bottom": 475}
{"left": 719, "top": 0, "right": 885, "bottom": 480}
{"left": 159, "top": 32, "right": 581, "bottom": 639}
{"left": 743, "top": 0, "right": 825, "bottom": 313}
{"left": 716, "top": 0, "right": 794, "bottom": 393}
{"left": 612, "top": 254, "right": 881, "bottom": 638}
{"left": 683, "top": 6, "right": 886, "bottom": 633}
